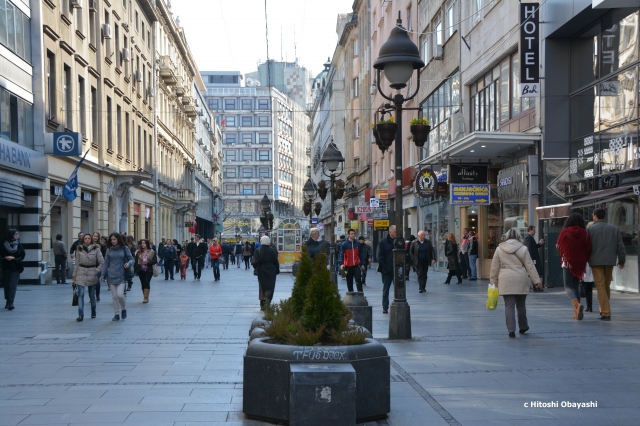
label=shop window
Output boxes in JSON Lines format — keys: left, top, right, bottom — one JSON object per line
{"left": 0, "top": 86, "right": 34, "bottom": 148}
{"left": 484, "top": 203, "right": 502, "bottom": 259}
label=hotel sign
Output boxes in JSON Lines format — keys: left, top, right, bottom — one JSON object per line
{"left": 520, "top": 3, "right": 540, "bottom": 98}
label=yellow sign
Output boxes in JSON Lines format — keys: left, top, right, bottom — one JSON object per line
{"left": 374, "top": 219, "right": 390, "bottom": 230}
{"left": 278, "top": 251, "right": 301, "bottom": 267}
{"left": 375, "top": 189, "right": 389, "bottom": 200}
{"left": 350, "top": 221, "right": 359, "bottom": 229}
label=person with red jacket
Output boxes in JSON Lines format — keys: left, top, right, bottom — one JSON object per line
{"left": 338, "top": 229, "right": 367, "bottom": 292}
{"left": 208, "top": 239, "right": 222, "bottom": 281}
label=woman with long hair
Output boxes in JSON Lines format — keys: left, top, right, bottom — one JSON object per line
{"left": 242, "top": 242, "right": 253, "bottom": 270}
{"left": 557, "top": 213, "right": 592, "bottom": 321}
{"left": 100, "top": 233, "right": 134, "bottom": 321}
{"left": 135, "top": 239, "right": 157, "bottom": 303}
{"left": 92, "top": 232, "right": 107, "bottom": 302}
{"left": 72, "top": 234, "right": 104, "bottom": 321}
{"left": 490, "top": 229, "right": 541, "bottom": 338}
{"left": 0, "top": 229, "right": 25, "bottom": 310}
{"left": 443, "top": 233, "right": 462, "bottom": 285}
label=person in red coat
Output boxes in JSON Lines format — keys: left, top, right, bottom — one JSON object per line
{"left": 209, "top": 239, "right": 222, "bottom": 281}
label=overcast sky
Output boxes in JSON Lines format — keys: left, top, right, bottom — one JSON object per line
{"left": 171, "top": 0, "right": 353, "bottom": 78}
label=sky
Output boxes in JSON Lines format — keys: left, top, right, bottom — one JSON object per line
{"left": 171, "top": 0, "right": 353, "bottom": 78}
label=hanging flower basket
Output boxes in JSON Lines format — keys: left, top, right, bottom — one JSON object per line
{"left": 372, "top": 129, "right": 389, "bottom": 153}
{"left": 375, "top": 123, "right": 397, "bottom": 146}
{"left": 410, "top": 124, "right": 431, "bottom": 147}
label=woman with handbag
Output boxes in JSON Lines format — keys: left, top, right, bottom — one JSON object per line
{"left": 135, "top": 239, "right": 157, "bottom": 303}
{"left": 72, "top": 234, "right": 104, "bottom": 321}
{"left": 251, "top": 236, "right": 279, "bottom": 310}
{"left": 443, "top": 233, "right": 462, "bottom": 285}
{"left": 557, "top": 213, "right": 592, "bottom": 321}
{"left": 100, "top": 233, "right": 134, "bottom": 321}
{"left": 1, "top": 229, "right": 25, "bottom": 311}
{"left": 490, "top": 229, "right": 541, "bottom": 338}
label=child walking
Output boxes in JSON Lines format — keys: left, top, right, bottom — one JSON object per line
{"left": 179, "top": 252, "right": 190, "bottom": 280}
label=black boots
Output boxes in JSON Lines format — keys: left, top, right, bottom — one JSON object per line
{"left": 112, "top": 315, "right": 120, "bottom": 321}
{"left": 91, "top": 309, "right": 96, "bottom": 318}
{"left": 121, "top": 310, "right": 127, "bottom": 319}
{"left": 76, "top": 315, "right": 83, "bottom": 322}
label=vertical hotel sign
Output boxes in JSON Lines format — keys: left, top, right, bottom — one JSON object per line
{"left": 520, "top": 3, "right": 539, "bottom": 98}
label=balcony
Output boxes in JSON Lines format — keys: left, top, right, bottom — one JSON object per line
{"left": 176, "top": 189, "right": 197, "bottom": 212}
{"left": 184, "top": 103, "right": 197, "bottom": 118}
{"left": 182, "top": 94, "right": 193, "bottom": 106}
{"left": 159, "top": 56, "right": 178, "bottom": 86}
{"left": 175, "top": 76, "right": 185, "bottom": 96}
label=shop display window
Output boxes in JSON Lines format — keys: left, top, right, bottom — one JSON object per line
{"left": 484, "top": 203, "right": 502, "bottom": 259}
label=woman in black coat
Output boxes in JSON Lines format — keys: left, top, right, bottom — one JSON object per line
{"left": 1, "top": 229, "right": 25, "bottom": 310}
{"left": 444, "top": 233, "right": 462, "bottom": 285}
{"left": 251, "top": 236, "right": 279, "bottom": 310}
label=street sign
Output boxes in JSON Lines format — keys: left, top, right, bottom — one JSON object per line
{"left": 374, "top": 213, "right": 388, "bottom": 220}
{"left": 311, "top": 217, "right": 318, "bottom": 224}
{"left": 317, "top": 223, "right": 324, "bottom": 230}
{"left": 369, "top": 198, "right": 379, "bottom": 208}
{"left": 355, "top": 205, "right": 372, "bottom": 214}
{"left": 373, "top": 219, "right": 390, "bottom": 230}
{"left": 450, "top": 184, "right": 491, "bottom": 205}
{"left": 334, "top": 226, "right": 344, "bottom": 235}
{"left": 50, "top": 132, "right": 82, "bottom": 156}
{"left": 367, "top": 218, "right": 374, "bottom": 226}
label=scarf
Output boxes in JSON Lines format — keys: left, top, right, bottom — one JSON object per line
{"left": 3, "top": 240, "right": 18, "bottom": 255}
{"left": 556, "top": 226, "right": 592, "bottom": 278}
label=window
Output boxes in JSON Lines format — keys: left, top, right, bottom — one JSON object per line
{"left": 241, "top": 133, "right": 253, "bottom": 144}
{"left": 422, "top": 33, "right": 431, "bottom": 63}
{"left": 353, "top": 38, "right": 359, "bottom": 56}
{"left": 0, "top": 87, "right": 34, "bottom": 148}
{"left": 225, "top": 150, "right": 237, "bottom": 161}
{"left": 223, "top": 133, "right": 236, "bottom": 144}
{"left": 225, "top": 116, "right": 236, "bottom": 127}
{"left": 258, "top": 167, "right": 270, "bottom": 178}
{"left": 224, "top": 167, "right": 237, "bottom": 178}
{"left": 104, "top": 11, "right": 111, "bottom": 57}
{"left": 125, "top": 112, "right": 130, "bottom": 157}
{"left": 142, "top": 22, "right": 145, "bottom": 40}
{"left": 225, "top": 184, "right": 237, "bottom": 195}
{"left": 407, "top": 5, "right": 412, "bottom": 32}
{"left": 258, "top": 116, "right": 270, "bottom": 127}
{"left": 0, "top": 0, "right": 31, "bottom": 62}
{"left": 208, "top": 75, "right": 239, "bottom": 84}
{"left": 436, "top": 20, "right": 443, "bottom": 48}
{"left": 354, "top": 118, "right": 360, "bottom": 138}
{"left": 135, "top": 10, "right": 139, "bottom": 32}
{"left": 446, "top": 1, "right": 457, "bottom": 39}
{"left": 208, "top": 98, "right": 219, "bottom": 110}
{"left": 115, "top": 24, "right": 120, "bottom": 66}
{"left": 116, "top": 105, "right": 122, "bottom": 154}
{"left": 241, "top": 201, "right": 255, "bottom": 212}
{"left": 242, "top": 184, "right": 254, "bottom": 194}
{"left": 257, "top": 98, "right": 270, "bottom": 109}
{"left": 259, "top": 133, "right": 271, "bottom": 144}
{"left": 258, "top": 150, "right": 270, "bottom": 160}
{"left": 242, "top": 99, "right": 253, "bottom": 110}
{"left": 63, "top": 65, "right": 72, "bottom": 129}
{"left": 90, "top": 86, "right": 97, "bottom": 143}
{"left": 241, "top": 116, "right": 253, "bottom": 126}
{"left": 78, "top": 76, "right": 86, "bottom": 137}
{"left": 137, "top": 125, "right": 141, "bottom": 165}
{"left": 259, "top": 183, "right": 270, "bottom": 194}
{"left": 420, "top": 71, "right": 460, "bottom": 156}
{"left": 352, "top": 77, "right": 359, "bottom": 98}
{"left": 106, "top": 97, "right": 113, "bottom": 151}
{"left": 242, "top": 150, "right": 252, "bottom": 161}
{"left": 224, "top": 99, "right": 236, "bottom": 110}
{"left": 89, "top": 8, "right": 96, "bottom": 46}
{"left": 242, "top": 167, "right": 254, "bottom": 178}
{"left": 147, "top": 30, "right": 150, "bottom": 48}
{"left": 46, "top": 51, "right": 55, "bottom": 120}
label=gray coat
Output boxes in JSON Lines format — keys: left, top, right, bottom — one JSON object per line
{"left": 72, "top": 244, "right": 104, "bottom": 287}
{"left": 101, "top": 245, "right": 134, "bottom": 285}
{"left": 587, "top": 220, "right": 626, "bottom": 267}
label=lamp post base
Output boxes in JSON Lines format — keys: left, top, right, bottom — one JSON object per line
{"left": 388, "top": 301, "right": 411, "bottom": 340}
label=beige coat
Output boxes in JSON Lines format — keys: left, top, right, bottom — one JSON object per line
{"left": 72, "top": 244, "right": 104, "bottom": 287}
{"left": 490, "top": 239, "right": 540, "bottom": 295}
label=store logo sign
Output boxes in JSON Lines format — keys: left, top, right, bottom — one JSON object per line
{"left": 520, "top": 3, "right": 540, "bottom": 98}
{"left": 415, "top": 167, "right": 436, "bottom": 198}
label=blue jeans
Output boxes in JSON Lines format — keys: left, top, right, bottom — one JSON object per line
{"left": 381, "top": 272, "right": 393, "bottom": 310}
{"left": 212, "top": 259, "right": 220, "bottom": 280}
{"left": 468, "top": 254, "right": 478, "bottom": 279}
{"left": 77, "top": 285, "right": 96, "bottom": 316}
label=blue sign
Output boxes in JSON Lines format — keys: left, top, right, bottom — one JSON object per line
{"left": 450, "top": 184, "right": 491, "bottom": 205}
{"left": 311, "top": 217, "right": 318, "bottom": 224}
{"left": 53, "top": 132, "right": 82, "bottom": 156}
{"left": 274, "top": 183, "right": 279, "bottom": 198}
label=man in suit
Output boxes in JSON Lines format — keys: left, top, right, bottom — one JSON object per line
{"left": 409, "top": 230, "right": 436, "bottom": 293}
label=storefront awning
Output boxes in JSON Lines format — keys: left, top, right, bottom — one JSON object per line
{"left": 571, "top": 186, "right": 635, "bottom": 207}
{"left": 535, "top": 203, "right": 571, "bottom": 219}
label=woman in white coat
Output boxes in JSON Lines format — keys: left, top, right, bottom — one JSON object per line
{"left": 490, "top": 229, "right": 542, "bottom": 338}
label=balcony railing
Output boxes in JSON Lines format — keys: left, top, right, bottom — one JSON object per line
{"left": 159, "top": 56, "right": 178, "bottom": 86}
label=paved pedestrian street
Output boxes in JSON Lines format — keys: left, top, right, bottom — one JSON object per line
{"left": 1, "top": 264, "right": 639, "bottom": 425}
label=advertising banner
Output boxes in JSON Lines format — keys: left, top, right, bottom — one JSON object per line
{"left": 450, "top": 184, "right": 491, "bottom": 205}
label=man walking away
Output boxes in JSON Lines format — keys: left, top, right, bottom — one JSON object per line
{"left": 209, "top": 239, "right": 222, "bottom": 281}
{"left": 235, "top": 241, "right": 243, "bottom": 268}
{"left": 523, "top": 226, "right": 545, "bottom": 291}
{"left": 186, "top": 237, "right": 197, "bottom": 278}
{"left": 409, "top": 231, "right": 436, "bottom": 293}
{"left": 358, "top": 236, "right": 372, "bottom": 285}
{"left": 377, "top": 225, "right": 396, "bottom": 314}
{"left": 221, "top": 240, "right": 231, "bottom": 270}
{"left": 338, "top": 229, "right": 366, "bottom": 293}
{"left": 52, "top": 234, "right": 68, "bottom": 284}
{"left": 458, "top": 228, "right": 470, "bottom": 279}
{"left": 588, "top": 208, "right": 626, "bottom": 321}
{"left": 158, "top": 237, "right": 166, "bottom": 273}
{"left": 468, "top": 231, "right": 479, "bottom": 281}
{"left": 193, "top": 237, "right": 207, "bottom": 281}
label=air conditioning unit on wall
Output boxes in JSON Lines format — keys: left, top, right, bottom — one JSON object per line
{"left": 102, "top": 24, "right": 112, "bottom": 39}
{"left": 122, "top": 48, "right": 131, "bottom": 62}
{"left": 89, "top": 0, "right": 97, "bottom": 11}
{"left": 434, "top": 44, "right": 444, "bottom": 60}
{"left": 71, "top": 0, "right": 82, "bottom": 8}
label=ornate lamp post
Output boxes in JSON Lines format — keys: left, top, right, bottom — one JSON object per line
{"left": 260, "top": 194, "right": 274, "bottom": 234}
{"left": 303, "top": 178, "right": 318, "bottom": 226}
{"left": 373, "top": 12, "right": 425, "bottom": 340}
{"left": 320, "top": 142, "right": 345, "bottom": 284}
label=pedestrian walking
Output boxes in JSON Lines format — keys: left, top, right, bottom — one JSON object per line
{"left": 229, "top": 242, "right": 236, "bottom": 266}
{"left": 92, "top": 232, "right": 107, "bottom": 302}
{"left": 376, "top": 225, "right": 396, "bottom": 314}
{"left": 125, "top": 236, "right": 136, "bottom": 291}
{"left": 194, "top": 237, "right": 207, "bottom": 280}
{"left": 443, "top": 233, "right": 462, "bottom": 285}
{"left": 458, "top": 228, "right": 470, "bottom": 279}
{"left": 1, "top": 229, "right": 25, "bottom": 311}
{"left": 179, "top": 251, "right": 190, "bottom": 280}
{"left": 205, "top": 240, "right": 212, "bottom": 268}
{"left": 587, "top": 208, "right": 626, "bottom": 321}
{"left": 162, "top": 239, "right": 176, "bottom": 280}
{"left": 71, "top": 234, "right": 103, "bottom": 321}
{"left": 157, "top": 237, "right": 166, "bottom": 273}
{"left": 209, "top": 239, "right": 222, "bottom": 281}
{"left": 135, "top": 239, "right": 157, "bottom": 303}
{"left": 468, "top": 231, "right": 479, "bottom": 280}
{"left": 69, "top": 232, "right": 84, "bottom": 259}
{"left": 186, "top": 237, "right": 197, "bottom": 278}
{"left": 100, "top": 233, "right": 134, "bottom": 321}
{"left": 490, "top": 229, "right": 541, "bottom": 338}
{"left": 173, "top": 239, "right": 182, "bottom": 274}
{"left": 338, "top": 229, "right": 366, "bottom": 293}
{"left": 404, "top": 235, "right": 416, "bottom": 281}
{"left": 252, "top": 236, "right": 280, "bottom": 310}
{"left": 52, "top": 234, "right": 68, "bottom": 284}
{"left": 523, "top": 225, "right": 545, "bottom": 291}
{"left": 557, "top": 213, "right": 592, "bottom": 321}
{"left": 235, "top": 241, "right": 243, "bottom": 267}
{"left": 242, "top": 242, "right": 253, "bottom": 269}
{"left": 358, "top": 236, "right": 372, "bottom": 285}
{"left": 221, "top": 240, "right": 231, "bottom": 270}
{"left": 583, "top": 249, "right": 596, "bottom": 313}
{"left": 409, "top": 230, "right": 436, "bottom": 293}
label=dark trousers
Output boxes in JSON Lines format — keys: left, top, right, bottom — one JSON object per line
{"left": 2, "top": 270, "right": 19, "bottom": 303}
{"left": 583, "top": 281, "right": 594, "bottom": 308}
{"left": 222, "top": 254, "right": 229, "bottom": 269}
{"left": 361, "top": 264, "right": 368, "bottom": 284}
{"left": 503, "top": 295, "right": 528, "bottom": 333}
{"left": 345, "top": 266, "right": 363, "bottom": 292}
{"left": 191, "top": 257, "right": 197, "bottom": 273}
{"left": 230, "top": 254, "right": 235, "bottom": 264}
{"left": 416, "top": 262, "right": 429, "bottom": 291}
{"left": 244, "top": 256, "right": 251, "bottom": 269}
{"left": 212, "top": 259, "right": 220, "bottom": 279}
{"left": 381, "top": 272, "right": 393, "bottom": 309}
{"left": 54, "top": 255, "right": 67, "bottom": 283}
{"left": 175, "top": 258, "right": 180, "bottom": 273}
{"left": 139, "top": 270, "right": 153, "bottom": 289}
{"left": 195, "top": 257, "right": 205, "bottom": 279}
{"left": 458, "top": 252, "right": 470, "bottom": 278}
{"left": 164, "top": 260, "right": 174, "bottom": 279}
{"left": 445, "top": 269, "right": 462, "bottom": 284}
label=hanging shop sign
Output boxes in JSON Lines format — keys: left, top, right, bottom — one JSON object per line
{"left": 415, "top": 167, "right": 436, "bottom": 198}
{"left": 497, "top": 164, "right": 528, "bottom": 201}
{"left": 594, "top": 174, "right": 619, "bottom": 190}
{"left": 355, "top": 205, "right": 372, "bottom": 214}
{"left": 519, "top": 3, "right": 540, "bottom": 98}
{"left": 375, "top": 189, "right": 388, "bottom": 200}
{"left": 185, "top": 221, "right": 194, "bottom": 228}
{"left": 435, "top": 182, "right": 449, "bottom": 196}
{"left": 450, "top": 184, "right": 491, "bottom": 205}
{"left": 449, "top": 164, "right": 488, "bottom": 184}
{"left": 369, "top": 198, "right": 380, "bottom": 208}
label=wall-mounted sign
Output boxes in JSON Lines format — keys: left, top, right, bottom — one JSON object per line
{"left": 374, "top": 213, "right": 388, "bottom": 220}
{"left": 375, "top": 189, "right": 388, "bottom": 200}
{"left": 451, "top": 184, "right": 491, "bottom": 205}
{"left": 355, "top": 205, "right": 372, "bottom": 214}
{"left": 374, "top": 220, "right": 390, "bottom": 230}
{"left": 497, "top": 164, "right": 528, "bottom": 201}
{"left": 52, "top": 132, "right": 82, "bottom": 156}
{"left": 81, "top": 191, "right": 92, "bottom": 202}
{"left": 594, "top": 174, "right": 619, "bottom": 190}
{"left": 185, "top": 221, "right": 194, "bottom": 227}
{"left": 369, "top": 198, "right": 379, "bottom": 208}
{"left": 367, "top": 218, "right": 374, "bottom": 226}
{"left": 415, "top": 167, "right": 436, "bottom": 198}
{"left": 311, "top": 217, "right": 318, "bottom": 224}
{"left": 334, "top": 226, "right": 344, "bottom": 235}
{"left": 519, "top": 3, "right": 540, "bottom": 98}
{"left": 449, "top": 164, "right": 488, "bottom": 184}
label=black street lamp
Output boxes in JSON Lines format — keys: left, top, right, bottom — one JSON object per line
{"left": 303, "top": 178, "right": 318, "bottom": 226}
{"left": 260, "top": 194, "right": 274, "bottom": 233}
{"left": 373, "top": 12, "right": 424, "bottom": 340}
{"left": 320, "top": 141, "right": 345, "bottom": 284}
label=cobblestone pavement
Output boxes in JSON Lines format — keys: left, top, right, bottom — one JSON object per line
{"left": 1, "top": 262, "right": 639, "bottom": 425}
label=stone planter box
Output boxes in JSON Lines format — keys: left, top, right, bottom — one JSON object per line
{"left": 243, "top": 337, "right": 390, "bottom": 424}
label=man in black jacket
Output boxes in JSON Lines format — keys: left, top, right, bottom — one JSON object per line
{"left": 358, "top": 236, "right": 372, "bottom": 285}
{"left": 523, "top": 225, "right": 545, "bottom": 292}
{"left": 221, "top": 240, "right": 232, "bottom": 270}
{"left": 186, "top": 237, "right": 197, "bottom": 278}
{"left": 377, "top": 225, "right": 396, "bottom": 314}
{"left": 409, "top": 231, "right": 436, "bottom": 293}
{"left": 193, "top": 237, "right": 208, "bottom": 280}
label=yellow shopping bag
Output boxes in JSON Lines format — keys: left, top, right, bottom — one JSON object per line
{"left": 486, "top": 284, "right": 498, "bottom": 310}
